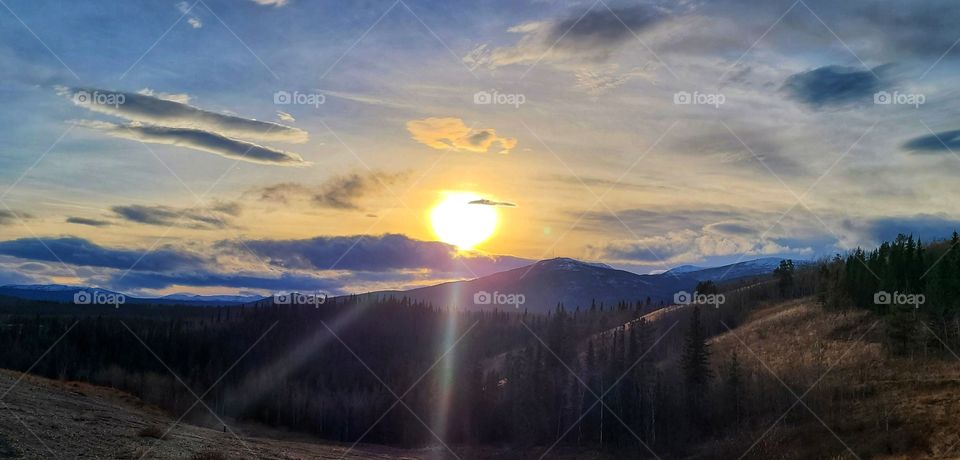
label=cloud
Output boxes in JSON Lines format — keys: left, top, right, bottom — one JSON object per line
{"left": 469, "top": 199, "right": 517, "bottom": 207}
{"left": 594, "top": 229, "right": 809, "bottom": 265}
{"left": 249, "top": 171, "right": 407, "bottom": 210}
{"left": 77, "top": 120, "right": 307, "bottom": 166}
{"left": 0, "top": 233, "right": 531, "bottom": 294}
{"left": 0, "top": 237, "right": 204, "bottom": 272}
{"left": 60, "top": 86, "right": 308, "bottom": 143}
{"left": 704, "top": 222, "right": 756, "bottom": 236}
{"left": 574, "top": 65, "right": 656, "bottom": 95}
{"left": 484, "top": 5, "right": 668, "bottom": 68}
{"left": 781, "top": 65, "right": 890, "bottom": 109}
{"left": 902, "top": 129, "right": 960, "bottom": 153}
{"left": 843, "top": 214, "right": 960, "bottom": 245}
{"left": 176, "top": 2, "right": 203, "bottom": 29}
{"left": 66, "top": 216, "right": 112, "bottom": 227}
{"left": 0, "top": 210, "right": 30, "bottom": 225}
{"left": 314, "top": 172, "right": 406, "bottom": 209}
{"left": 406, "top": 117, "right": 517, "bottom": 154}
{"left": 138, "top": 88, "right": 191, "bottom": 104}
{"left": 251, "top": 0, "right": 288, "bottom": 6}
{"left": 112, "top": 202, "right": 241, "bottom": 229}
{"left": 228, "top": 233, "right": 532, "bottom": 275}
{"left": 107, "top": 270, "right": 339, "bottom": 293}
{"left": 276, "top": 111, "right": 295, "bottom": 122}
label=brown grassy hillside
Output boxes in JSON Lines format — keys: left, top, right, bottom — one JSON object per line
{"left": 701, "top": 299, "right": 960, "bottom": 459}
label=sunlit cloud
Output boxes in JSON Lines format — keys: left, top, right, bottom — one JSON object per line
{"left": 406, "top": 117, "right": 517, "bottom": 154}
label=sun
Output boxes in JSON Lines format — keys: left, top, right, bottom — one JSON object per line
{"left": 430, "top": 192, "right": 498, "bottom": 250}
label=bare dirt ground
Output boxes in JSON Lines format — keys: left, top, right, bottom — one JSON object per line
{"left": 0, "top": 369, "right": 440, "bottom": 459}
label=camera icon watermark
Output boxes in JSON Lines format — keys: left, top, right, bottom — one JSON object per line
{"left": 473, "top": 89, "right": 525, "bottom": 108}
{"left": 73, "top": 90, "right": 125, "bottom": 108}
{"left": 274, "top": 290, "right": 328, "bottom": 308}
{"left": 674, "top": 290, "right": 725, "bottom": 309}
{"left": 873, "top": 91, "right": 925, "bottom": 108}
{"left": 73, "top": 289, "right": 125, "bottom": 308}
{"left": 673, "top": 91, "right": 725, "bottom": 108}
{"left": 473, "top": 290, "right": 525, "bottom": 309}
{"left": 273, "top": 90, "right": 325, "bottom": 108}
{"left": 874, "top": 290, "right": 925, "bottom": 309}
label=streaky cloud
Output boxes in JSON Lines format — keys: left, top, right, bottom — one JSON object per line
{"left": 902, "top": 129, "right": 960, "bottom": 153}
{"left": 59, "top": 86, "right": 308, "bottom": 143}
{"left": 77, "top": 120, "right": 308, "bottom": 166}
{"left": 65, "top": 216, "right": 112, "bottom": 227}
{"left": 469, "top": 199, "right": 517, "bottom": 207}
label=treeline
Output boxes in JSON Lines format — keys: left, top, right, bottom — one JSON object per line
{"left": 818, "top": 232, "right": 960, "bottom": 356}
{"left": 0, "top": 295, "right": 655, "bottom": 448}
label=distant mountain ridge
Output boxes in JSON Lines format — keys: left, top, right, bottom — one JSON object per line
{"left": 0, "top": 285, "right": 265, "bottom": 306}
{"left": 394, "top": 256, "right": 800, "bottom": 313}
{"left": 0, "top": 257, "right": 802, "bottom": 311}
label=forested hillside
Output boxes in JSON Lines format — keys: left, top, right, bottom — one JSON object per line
{"left": 3, "top": 233, "right": 960, "bottom": 458}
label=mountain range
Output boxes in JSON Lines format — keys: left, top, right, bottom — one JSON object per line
{"left": 394, "top": 257, "right": 790, "bottom": 312}
{"left": 0, "top": 257, "right": 796, "bottom": 313}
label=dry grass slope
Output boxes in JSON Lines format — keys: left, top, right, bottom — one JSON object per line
{"left": 704, "top": 299, "right": 960, "bottom": 459}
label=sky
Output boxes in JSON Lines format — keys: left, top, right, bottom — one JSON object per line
{"left": 1, "top": 0, "right": 959, "bottom": 296}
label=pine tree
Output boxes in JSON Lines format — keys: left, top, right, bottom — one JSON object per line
{"left": 681, "top": 306, "right": 712, "bottom": 432}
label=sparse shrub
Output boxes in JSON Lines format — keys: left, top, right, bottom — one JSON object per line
{"left": 191, "top": 451, "right": 229, "bottom": 460}
{"left": 137, "top": 425, "right": 167, "bottom": 439}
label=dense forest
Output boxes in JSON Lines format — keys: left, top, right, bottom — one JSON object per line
{"left": 0, "top": 233, "right": 957, "bottom": 457}
{"left": 819, "top": 232, "right": 960, "bottom": 356}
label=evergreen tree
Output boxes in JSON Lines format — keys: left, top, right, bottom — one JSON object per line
{"left": 681, "top": 306, "right": 712, "bottom": 432}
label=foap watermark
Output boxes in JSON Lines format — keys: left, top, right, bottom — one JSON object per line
{"left": 274, "top": 290, "right": 329, "bottom": 308}
{"left": 474, "top": 89, "right": 525, "bottom": 108}
{"left": 473, "top": 290, "right": 525, "bottom": 309}
{"left": 74, "top": 289, "right": 125, "bottom": 308}
{"left": 874, "top": 290, "right": 925, "bottom": 309}
{"left": 673, "top": 91, "right": 725, "bottom": 108}
{"left": 674, "top": 290, "right": 726, "bottom": 309}
{"left": 273, "top": 90, "right": 325, "bottom": 108}
{"left": 874, "top": 91, "right": 925, "bottom": 108}
{"left": 73, "top": 90, "right": 125, "bottom": 108}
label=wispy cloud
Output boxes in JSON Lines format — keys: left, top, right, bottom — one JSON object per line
{"left": 251, "top": 0, "right": 288, "bottom": 6}
{"left": 483, "top": 5, "right": 669, "bottom": 68}
{"left": 250, "top": 171, "right": 407, "bottom": 210}
{"left": 176, "top": 1, "right": 203, "bottom": 29}
{"left": 0, "top": 210, "right": 29, "bottom": 225}
{"left": 111, "top": 201, "right": 241, "bottom": 229}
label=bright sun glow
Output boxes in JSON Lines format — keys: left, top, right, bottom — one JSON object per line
{"left": 430, "top": 192, "right": 498, "bottom": 250}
